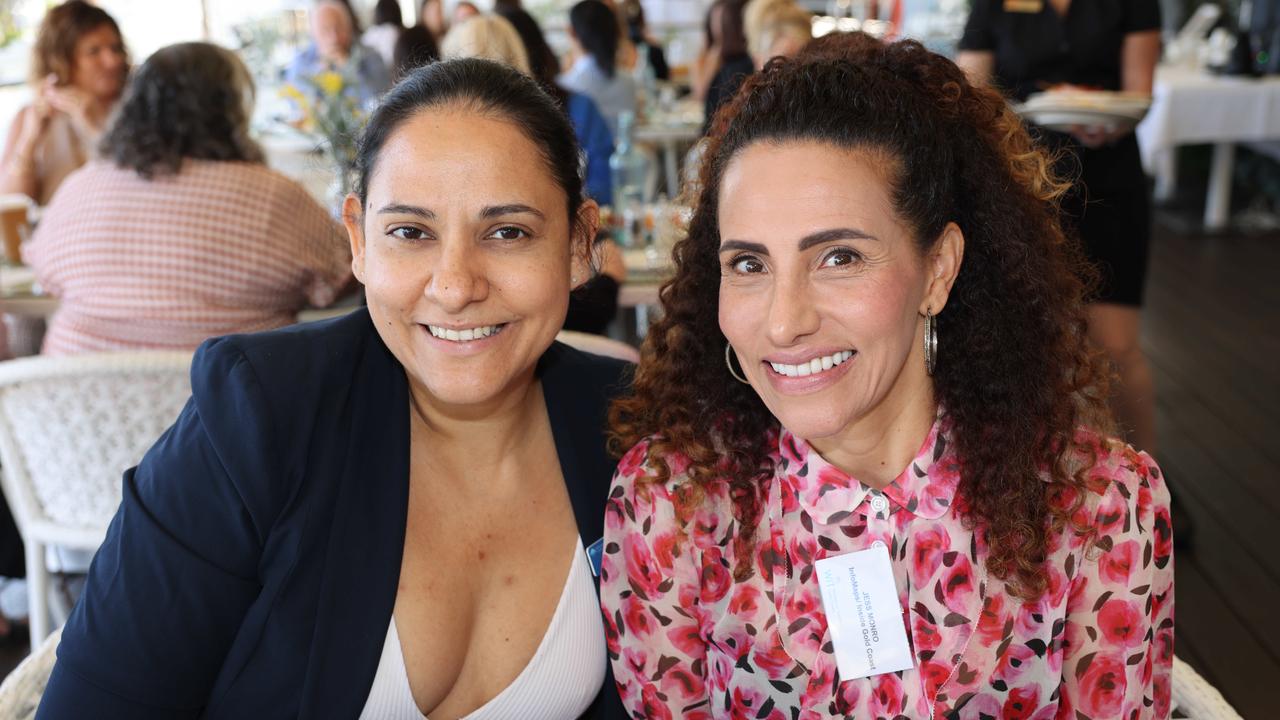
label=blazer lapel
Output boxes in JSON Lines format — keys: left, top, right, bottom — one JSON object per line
{"left": 297, "top": 320, "right": 410, "bottom": 719}
{"left": 539, "top": 342, "right": 630, "bottom": 720}
{"left": 539, "top": 342, "right": 614, "bottom": 553}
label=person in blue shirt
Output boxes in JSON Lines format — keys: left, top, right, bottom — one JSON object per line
{"left": 497, "top": 5, "right": 615, "bottom": 206}
{"left": 559, "top": 0, "right": 637, "bottom": 137}
{"left": 284, "top": 0, "right": 392, "bottom": 109}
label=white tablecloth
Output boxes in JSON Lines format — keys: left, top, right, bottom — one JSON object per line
{"left": 1137, "top": 67, "right": 1280, "bottom": 171}
{"left": 1136, "top": 66, "right": 1280, "bottom": 229}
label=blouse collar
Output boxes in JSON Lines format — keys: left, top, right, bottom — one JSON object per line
{"left": 775, "top": 413, "right": 961, "bottom": 526}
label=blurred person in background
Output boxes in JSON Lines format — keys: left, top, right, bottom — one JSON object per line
{"left": 496, "top": 5, "right": 626, "bottom": 335}
{"left": 453, "top": 1, "right": 482, "bottom": 26}
{"left": 747, "top": 1, "right": 811, "bottom": 69}
{"left": 560, "top": 0, "right": 637, "bottom": 136}
{"left": 699, "top": 0, "right": 752, "bottom": 132}
{"left": 0, "top": 0, "right": 128, "bottom": 636}
{"left": 498, "top": 5, "right": 615, "bottom": 205}
{"left": 363, "top": 0, "right": 406, "bottom": 68}
{"left": 285, "top": 0, "right": 392, "bottom": 107}
{"left": 24, "top": 42, "right": 352, "bottom": 356}
{"left": 956, "top": 1, "right": 1161, "bottom": 458}
{"left": 441, "top": 14, "right": 531, "bottom": 74}
{"left": 0, "top": 0, "right": 128, "bottom": 206}
{"left": 420, "top": 0, "right": 448, "bottom": 39}
{"left": 392, "top": 24, "right": 441, "bottom": 81}
{"left": 622, "top": 0, "right": 670, "bottom": 81}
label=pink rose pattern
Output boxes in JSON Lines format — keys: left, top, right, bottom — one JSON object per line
{"left": 601, "top": 420, "right": 1175, "bottom": 719}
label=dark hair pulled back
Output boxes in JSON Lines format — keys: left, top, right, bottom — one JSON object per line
{"left": 611, "top": 33, "right": 1111, "bottom": 599}
{"left": 569, "top": 0, "right": 620, "bottom": 79}
{"left": 354, "top": 58, "right": 585, "bottom": 227}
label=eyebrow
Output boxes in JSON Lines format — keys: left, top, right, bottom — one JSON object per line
{"left": 377, "top": 203, "right": 436, "bottom": 219}
{"left": 374, "top": 203, "right": 546, "bottom": 221}
{"left": 719, "top": 227, "right": 879, "bottom": 255}
{"left": 480, "top": 204, "right": 545, "bottom": 220}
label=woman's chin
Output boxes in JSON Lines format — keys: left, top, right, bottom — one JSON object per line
{"left": 766, "top": 404, "right": 852, "bottom": 442}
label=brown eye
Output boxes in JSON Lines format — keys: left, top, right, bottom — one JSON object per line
{"left": 390, "top": 226, "right": 427, "bottom": 241}
{"left": 822, "top": 249, "right": 860, "bottom": 267}
{"left": 731, "top": 255, "right": 765, "bottom": 274}
{"left": 489, "top": 226, "right": 529, "bottom": 242}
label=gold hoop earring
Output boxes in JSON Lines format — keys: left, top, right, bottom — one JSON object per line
{"left": 923, "top": 307, "right": 937, "bottom": 376}
{"left": 725, "top": 342, "right": 751, "bottom": 385}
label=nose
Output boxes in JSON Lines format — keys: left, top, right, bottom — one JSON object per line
{"left": 425, "top": 241, "right": 488, "bottom": 313}
{"left": 765, "top": 273, "right": 820, "bottom": 347}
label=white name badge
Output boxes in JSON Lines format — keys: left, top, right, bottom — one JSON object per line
{"left": 814, "top": 545, "right": 915, "bottom": 681}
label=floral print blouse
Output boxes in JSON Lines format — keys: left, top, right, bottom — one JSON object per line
{"left": 601, "top": 420, "right": 1174, "bottom": 719}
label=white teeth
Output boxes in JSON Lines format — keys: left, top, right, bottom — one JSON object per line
{"left": 768, "top": 350, "right": 853, "bottom": 378}
{"left": 426, "top": 324, "right": 503, "bottom": 342}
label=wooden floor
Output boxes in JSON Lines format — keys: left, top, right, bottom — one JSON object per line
{"left": 0, "top": 217, "right": 1275, "bottom": 714}
{"left": 1144, "top": 218, "right": 1280, "bottom": 719}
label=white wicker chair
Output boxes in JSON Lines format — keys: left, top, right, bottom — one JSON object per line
{"left": 1172, "top": 655, "right": 1244, "bottom": 719}
{"left": 0, "top": 625, "right": 61, "bottom": 720}
{"left": 0, "top": 352, "right": 192, "bottom": 644}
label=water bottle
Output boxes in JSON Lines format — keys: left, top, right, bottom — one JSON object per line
{"left": 609, "top": 111, "right": 649, "bottom": 248}
{"left": 633, "top": 43, "right": 658, "bottom": 114}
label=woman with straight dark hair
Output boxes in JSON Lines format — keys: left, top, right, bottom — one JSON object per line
{"left": 560, "top": 0, "right": 636, "bottom": 134}
{"left": 36, "top": 58, "right": 627, "bottom": 720}
{"left": 363, "top": 0, "right": 406, "bottom": 67}
{"left": 391, "top": 23, "right": 441, "bottom": 81}
{"left": 701, "top": 0, "right": 753, "bottom": 133}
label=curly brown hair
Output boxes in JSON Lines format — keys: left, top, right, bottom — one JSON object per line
{"left": 30, "top": 1, "right": 127, "bottom": 86}
{"left": 610, "top": 32, "right": 1112, "bottom": 599}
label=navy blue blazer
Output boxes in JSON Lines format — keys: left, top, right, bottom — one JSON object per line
{"left": 37, "top": 309, "right": 630, "bottom": 719}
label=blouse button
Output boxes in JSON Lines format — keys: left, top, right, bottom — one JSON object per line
{"left": 870, "top": 495, "right": 889, "bottom": 514}
{"left": 872, "top": 540, "right": 887, "bottom": 551}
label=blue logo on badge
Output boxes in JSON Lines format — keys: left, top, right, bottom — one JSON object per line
{"left": 586, "top": 537, "right": 604, "bottom": 577}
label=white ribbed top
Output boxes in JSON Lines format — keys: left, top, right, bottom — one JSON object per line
{"left": 358, "top": 537, "right": 606, "bottom": 720}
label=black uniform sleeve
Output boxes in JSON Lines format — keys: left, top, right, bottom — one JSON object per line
{"left": 958, "top": 0, "right": 999, "bottom": 52}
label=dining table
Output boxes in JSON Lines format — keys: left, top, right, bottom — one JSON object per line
{"left": 1136, "top": 65, "right": 1280, "bottom": 230}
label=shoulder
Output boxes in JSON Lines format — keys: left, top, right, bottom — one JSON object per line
{"left": 611, "top": 434, "right": 739, "bottom": 548}
{"left": 191, "top": 309, "right": 388, "bottom": 421}
{"left": 1061, "top": 430, "right": 1171, "bottom": 554}
{"left": 38, "top": 161, "right": 118, "bottom": 212}
{"left": 541, "top": 340, "right": 632, "bottom": 401}
{"left": 188, "top": 161, "right": 327, "bottom": 215}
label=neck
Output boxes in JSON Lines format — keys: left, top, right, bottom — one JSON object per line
{"left": 808, "top": 365, "right": 937, "bottom": 490}
{"left": 407, "top": 370, "right": 546, "bottom": 485}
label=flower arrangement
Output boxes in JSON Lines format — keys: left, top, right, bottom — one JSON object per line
{"left": 280, "top": 69, "right": 366, "bottom": 200}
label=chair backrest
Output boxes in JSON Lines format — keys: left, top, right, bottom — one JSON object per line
{"left": 556, "top": 330, "right": 640, "bottom": 363}
{"left": 0, "top": 625, "right": 61, "bottom": 720}
{"left": 1172, "top": 655, "right": 1244, "bottom": 719}
{"left": 0, "top": 353, "right": 193, "bottom": 550}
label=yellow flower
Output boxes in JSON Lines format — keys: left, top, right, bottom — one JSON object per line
{"left": 313, "top": 71, "right": 345, "bottom": 97}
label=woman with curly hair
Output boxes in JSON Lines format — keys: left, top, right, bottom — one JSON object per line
{"left": 0, "top": 0, "right": 128, "bottom": 205}
{"left": 602, "top": 33, "right": 1173, "bottom": 719}
{"left": 23, "top": 42, "right": 352, "bottom": 355}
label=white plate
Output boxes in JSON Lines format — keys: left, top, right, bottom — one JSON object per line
{"left": 1019, "top": 108, "right": 1143, "bottom": 133}
{"left": 1016, "top": 90, "right": 1150, "bottom": 132}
